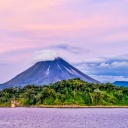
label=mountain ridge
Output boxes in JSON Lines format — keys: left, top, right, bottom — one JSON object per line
{"left": 113, "top": 81, "right": 128, "bottom": 87}
{"left": 0, "top": 57, "right": 100, "bottom": 89}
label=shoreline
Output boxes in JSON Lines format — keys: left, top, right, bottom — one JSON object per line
{"left": 28, "top": 105, "right": 128, "bottom": 108}
{"left": 0, "top": 105, "right": 128, "bottom": 108}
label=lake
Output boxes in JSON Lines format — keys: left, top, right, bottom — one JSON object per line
{"left": 0, "top": 108, "right": 128, "bottom": 128}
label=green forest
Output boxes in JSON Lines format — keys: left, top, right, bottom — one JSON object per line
{"left": 0, "top": 78, "right": 128, "bottom": 107}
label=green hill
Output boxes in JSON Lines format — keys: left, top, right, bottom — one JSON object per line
{"left": 0, "top": 78, "right": 128, "bottom": 107}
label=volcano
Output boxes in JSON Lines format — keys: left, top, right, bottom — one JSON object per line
{"left": 1, "top": 57, "right": 100, "bottom": 89}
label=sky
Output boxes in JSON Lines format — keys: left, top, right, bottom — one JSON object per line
{"left": 0, "top": 0, "right": 128, "bottom": 83}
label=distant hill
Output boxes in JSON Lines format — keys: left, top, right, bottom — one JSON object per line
{"left": 0, "top": 57, "right": 100, "bottom": 89}
{"left": 113, "top": 81, "right": 128, "bottom": 87}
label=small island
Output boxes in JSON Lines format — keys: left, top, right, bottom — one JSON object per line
{"left": 0, "top": 78, "right": 128, "bottom": 107}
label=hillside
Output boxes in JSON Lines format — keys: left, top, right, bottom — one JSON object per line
{"left": 113, "top": 81, "right": 128, "bottom": 87}
{"left": 1, "top": 57, "right": 99, "bottom": 89}
{"left": 0, "top": 78, "right": 128, "bottom": 107}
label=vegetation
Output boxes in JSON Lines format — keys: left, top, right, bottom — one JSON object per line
{"left": 0, "top": 78, "right": 128, "bottom": 107}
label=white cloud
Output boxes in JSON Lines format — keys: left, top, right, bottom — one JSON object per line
{"left": 99, "top": 63, "right": 110, "bottom": 67}
{"left": 111, "top": 61, "right": 128, "bottom": 67}
{"left": 90, "top": 75, "right": 128, "bottom": 83}
{"left": 96, "top": 61, "right": 128, "bottom": 68}
{"left": 33, "top": 50, "right": 59, "bottom": 63}
{"left": 74, "top": 63, "right": 95, "bottom": 75}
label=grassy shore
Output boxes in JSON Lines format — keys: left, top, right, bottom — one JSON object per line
{"left": 0, "top": 104, "right": 128, "bottom": 108}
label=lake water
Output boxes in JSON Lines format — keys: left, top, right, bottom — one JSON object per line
{"left": 0, "top": 108, "right": 128, "bottom": 128}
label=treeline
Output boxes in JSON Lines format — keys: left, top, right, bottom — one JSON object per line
{"left": 0, "top": 78, "right": 128, "bottom": 106}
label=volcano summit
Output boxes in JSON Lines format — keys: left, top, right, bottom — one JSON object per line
{"left": 1, "top": 57, "right": 100, "bottom": 89}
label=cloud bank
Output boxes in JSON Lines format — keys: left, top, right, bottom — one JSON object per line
{"left": 33, "top": 50, "right": 59, "bottom": 63}
{"left": 72, "top": 54, "right": 128, "bottom": 83}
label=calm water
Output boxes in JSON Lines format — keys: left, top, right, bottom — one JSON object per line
{"left": 0, "top": 108, "right": 128, "bottom": 128}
